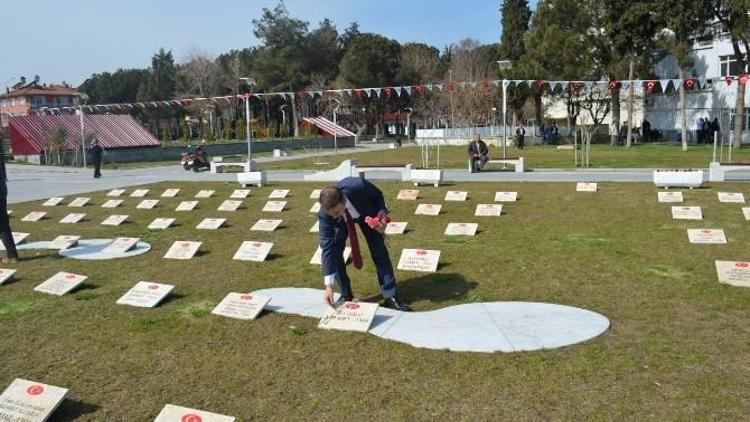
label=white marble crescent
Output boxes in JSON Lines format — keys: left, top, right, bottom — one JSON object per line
{"left": 58, "top": 238, "right": 151, "bottom": 260}
{"left": 255, "top": 287, "right": 610, "bottom": 353}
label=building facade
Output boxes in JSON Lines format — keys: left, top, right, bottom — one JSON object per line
{"left": 0, "top": 81, "right": 79, "bottom": 130}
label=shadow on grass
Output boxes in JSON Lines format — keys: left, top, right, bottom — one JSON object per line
{"left": 53, "top": 399, "right": 100, "bottom": 421}
{"left": 364, "top": 272, "right": 475, "bottom": 304}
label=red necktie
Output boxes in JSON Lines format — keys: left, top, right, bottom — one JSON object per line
{"left": 344, "top": 209, "right": 363, "bottom": 269}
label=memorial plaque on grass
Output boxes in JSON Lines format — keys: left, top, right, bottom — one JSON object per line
{"left": 397, "top": 248, "right": 440, "bottom": 272}
{"left": 212, "top": 292, "right": 271, "bottom": 320}
{"left": 397, "top": 189, "right": 419, "bottom": 200}
{"left": 658, "top": 191, "right": 684, "bottom": 203}
{"left": 250, "top": 219, "right": 282, "bottom": 232}
{"left": 11, "top": 232, "right": 30, "bottom": 245}
{"left": 59, "top": 213, "right": 85, "bottom": 224}
{"left": 415, "top": 204, "right": 441, "bottom": 216}
{"left": 161, "top": 188, "right": 180, "bottom": 198}
{"left": 262, "top": 200, "right": 286, "bottom": 212}
{"left": 743, "top": 207, "right": 750, "bottom": 220}
{"left": 130, "top": 189, "right": 149, "bottom": 197}
{"left": 68, "top": 197, "right": 90, "bottom": 207}
{"left": 164, "top": 241, "right": 201, "bottom": 259}
{"left": 104, "top": 237, "right": 140, "bottom": 254}
{"left": 718, "top": 192, "right": 745, "bottom": 203}
{"left": 310, "top": 246, "right": 351, "bottom": 265}
{"left": 309, "top": 221, "right": 319, "bottom": 233}
{"left": 444, "top": 191, "right": 468, "bottom": 201}
{"left": 495, "top": 191, "right": 518, "bottom": 202}
{"left": 176, "top": 201, "right": 198, "bottom": 211}
{"left": 195, "top": 190, "right": 215, "bottom": 198}
{"left": 34, "top": 271, "right": 87, "bottom": 296}
{"left": 475, "top": 204, "right": 502, "bottom": 216}
{"left": 116, "top": 281, "right": 174, "bottom": 308}
{"left": 576, "top": 183, "right": 597, "bottom": 192}
{"left": 385, "top": 222, "right": 407, "bottom": 234}
{"left": 0, "top": 378, "right": 68, "bottom": 422}
{"left": 107, "top": 189, "right": 125, "bottom": 197}
{"left": 218, "top": 200, "right": 242, "bottom": 211}
{"left": 0, "top": 268, "right": 16, "bottom": 285}
{"left": 444, "top": 222, "right": 478, "bottom": 236}
{"left": 154, "top": 404, "right": 235, "bottom": 422}
{"left": 319, "top": 302, "right": 379, "bottom": 332}
{"left": 230, "top": 189, "right": 251, "bottom": 199}
{"left": 714, "top": 260, "right": 750, "bottom": 288}
{"left": 148, "top": 218, "right": 175, "bottom": 230}
{"left": 136, "top": 199, "right": 159, "bottom": 210}
{"left": 101, "top": 214, "right": 129, "bottom": 226}
{"left": 269, "top": 189, "right": 290, "bottom": 199}
{"left": 196, "top": 218, "right": 225, "bottom": 230}
{"left": 672, "top": 206, "right": 702, "bottom": 220}
{"left": 309, "top": 202, "right": 321, "bottom": 213}
{"left": 49, "top": 235, "right": 80, "bottom": 249}
{"left": 687, "top": 229, "right": 727, "bottom": 244}
{"left": 233, "top": 241, "right": 273, "bottom": 262}
{"left": 309, "top": 189, "right": 322, "bottom": 199}
{"left": 22, "top": 211, "right": 46, "bottom": 222}
{"left": 42, "top": 197, "right": 64, "bottom": 207}
{"left": 101, "top": 199, "right": 123, "bottom": 208}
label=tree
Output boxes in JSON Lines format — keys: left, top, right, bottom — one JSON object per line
{"left": 337, "top": 33, "right": 401, "bottom": 87}
{"left": 137, "top": 48, "right": 177, "bottom": 101}
{"left": 47, "top": 125, "right": 66, "bottom": 166}
{"left": 499, "top": 0, "right": 533, "bottom": 126}
{"left": 78, "top": 68, "right": 149, "bottom": 104}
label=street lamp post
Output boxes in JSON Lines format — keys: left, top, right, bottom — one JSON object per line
{"left": 279, "top": 105, "right": 287, "bottom": 137}
{"left": 77, "top": 93, "right": 89, "bottom": 167}
{"left": 239, "top": 77, "right": 256, "bottom": 170}
{"left": 497, "top": 60, "right": 512, "bottom": 159}
{"left": 404, "top": 107, "right": 413, "bottom": 143}
{"left": 332, "top": 99, "right": 341, "bottom": 152}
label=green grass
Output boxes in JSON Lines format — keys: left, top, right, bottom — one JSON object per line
{"left": 1, "top": 181, "right": 749, "bottom": 420}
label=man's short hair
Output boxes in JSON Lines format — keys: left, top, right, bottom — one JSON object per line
{"left": 319, "top": 186, "right": 344, "bottom": 210}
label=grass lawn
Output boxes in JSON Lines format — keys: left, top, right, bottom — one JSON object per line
{"left": 258, "top": 143, "right": 750, "bottom": 171}
{"left": 1, "top": 181, "right": 749, "bottom": 420}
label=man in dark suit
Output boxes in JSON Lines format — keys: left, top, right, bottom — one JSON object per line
{"left": 0, "top": 152, "right": 18, "bottom": 263}
{"left": 468, "top": 133, "right": 488, "bottom": 173}
{"left": 89, "top": 138, "right": 103, "bottom": 179}
{"left": 318, "top": 177, "right": 411, "bottom": 311}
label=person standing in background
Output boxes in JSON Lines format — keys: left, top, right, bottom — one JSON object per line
{"left": 89, "top": 137, "right": 103, "bottom": 178}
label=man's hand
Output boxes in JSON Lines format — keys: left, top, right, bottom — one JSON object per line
{"left": 323, "top": 285, "right": 336, "bottom": 312}
{"left": 374, "top": 219, "right": 387, "bottom": 234}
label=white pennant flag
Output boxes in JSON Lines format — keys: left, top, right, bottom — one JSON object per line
{"left": 403, "top": 86, "right": 412, "bottom": 96}
{"left": 372, "top": 88, "right": 382, "bottom": 98}
{"left": 394, "top": 87, "right": 402, "bottom": 97}
{"left": 670, "top": 79, "right": 683, "bottom": 92}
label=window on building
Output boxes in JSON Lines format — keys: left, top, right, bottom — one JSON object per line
{"left": 719, "top": 55, "right": 749, "bottom": 76}
{"left": 729, "top": 109, "right": 750, "bottom": 131}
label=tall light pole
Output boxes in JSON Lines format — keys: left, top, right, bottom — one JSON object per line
{"left": 279, "top": 104, "right": 287, "bottom": 137}
{"left": 332, "top": 98, "right": 341, "bottom": 152}
{"left": 404, "top": 107, "right": 413, "bottom": 143}
{"left": 491, "top": 107, "right": 497, "bottom": 137}
{"left": 239, "top": 77, "right": 256, "bottom": 170}
{"left": 497, "top": 60, "right": 512, "bottom": 159}
{"left": 77, "top": 93, "right": 89, "bottom": 167}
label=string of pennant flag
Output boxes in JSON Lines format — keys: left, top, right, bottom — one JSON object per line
{"left": 37, "top": 75, "right": 749, "bottom": 114}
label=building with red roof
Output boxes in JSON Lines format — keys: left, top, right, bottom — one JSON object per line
{"left": 0, "top": 80, "right": 79, "bottom": 129}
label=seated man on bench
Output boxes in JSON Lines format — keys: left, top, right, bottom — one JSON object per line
{"left": 468, "top": 133, "right": 489, "bottom": 173}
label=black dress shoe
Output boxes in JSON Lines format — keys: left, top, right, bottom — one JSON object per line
{"left": 334, "top": 294, "right": 354, "bottom": 306}
{"left": 382, "top": 296, "right": 412, "bottom": 312}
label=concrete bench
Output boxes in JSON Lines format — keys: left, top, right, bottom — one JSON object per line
{"left": 354, "top": 164, "right": 413, "bottom": 182}
{"left": 709, "top": 162, "right": 750, "bottom": 182}
{"left": 470, "top": 157, "right": 524, "bottom": 173}
{"left": 237, "top": 171, "right": 266, "bottom": 187}
{"left": 653, "top": 169, "right": 704, "bottom": 188}
{"left": 211, "top": 161, "right": 251, "bottom": 173}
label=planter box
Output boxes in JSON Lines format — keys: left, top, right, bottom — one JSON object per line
{"left": 237, "top": 171, "right": 266, "bottom": 187}
{"left": 410, "top": 169, "right": 443, "bottom": 187}
{"left": 653, "top": 169, "right": 704, "bottom": 188}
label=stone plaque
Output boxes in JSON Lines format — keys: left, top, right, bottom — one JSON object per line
{"left": 34, "top": 271, "right": 87, "bottom": 296}
{"left": 0, "top": 268, "right": 17, "bottom": 285}
{"left": 576, "top": 182, "right": 597, "bottom": 192}
{"left": 49, "top": 235, "right": 81, "bottom": 250}
{"left": 195, "top": 190, "right": 215, "bottom": 198}
{"left": 161, "top": 188, "right": 180, "bottom": 198}
{"left": 233, "top": 241, "right": 273, "bottom": 262}
{"left": 136, "top": 199, "right": 159, "bottom": 209}
{"left": 196, "top": 218, "right": 225, "bottom": 230}
{"left": 42, "top": 197, "right": 64, "bottom": 207}
{"left": 475, "top": 204, "right": 503, "bottom": 216}
{"left": 397, "top": 248, "right": 440, "bottom": 272}
{"left": 101, "top": 214, "right": 129, "bottom": 226}
{"left": 148, "top": 218, "right": 175, "bottom": 230}
{"left": 103, "top": 237, "right": 140, "bottom": 254}
{"left": 22, "top": 212, "right": 46, "bottom": 222}
{"left": 212, "top": 292, "right": 271, "bottom": 321}
{"left": 310, "top": 246, "right": 351, "bottom": 265}
{"left": 717, "top": 192, "right": 745, "bottom": 203}
{"left": 385, "top": 222, "right": 408, "bottom": 234}
{"left": 318, "top": 302, "right": 379, "bottom": 332}
{"left": 11, "top": 232, "right": 30, "bottom": 246}
{"left": 309, "top": 221, "right": 319, "bottom": 233}
{"left": 164, "top": 241, "right": 201, "bottom": 259}
{"left": 250, "top": 219, "right": 282, "bottom": 232}
{"left": 444, "top": 190, "right": 468, "bottom": 201}
{"left": 444, "top": 222, "right": 478, "bottom": 236}
{"left": 397, "top": 189, "right": 419, "bottom": 200}
{"left": 230, "top": 189, "right": 251, "bottom": 199}
{"left": 262, "top": 200, "right": 286, "bottom": 212}
{"left": 218, "top": 200, "right": 242, "bottom": 211}
{"left": 672, "top": 206, "right": 702, "bottom": 220}
{"left": 714, "top": 260, "right": 750, "bottom": 288}
{"left": 658, "top": 191, "right": 684, "bottom": 203}
{"left": 687, "top": 229, "right": 727, "bottom": 244}
{"left": 101, "top": 199, "right": 124, "bottom": 208}
{"left": 107, "top": 189, "right": 125, "bottom": 197}
{"left": 59, "top": 213, "right": 85, "bottom": 224}
{"left": 68, "top": 197, "right": 90, "bottom": 207}
{"left": 309, "top": 202, "right": 321, "bottom": 213}
{"left": 743, "top": 207, "right": 750, "bottom": 220}
{"left": 176, "top": 201, "right": 198, "bottom": 211}
{"left": 0, "top": 378, "right": 68, "bottom": 422}
{"left": 154, "top": 404, "right": 235, "bottom": 422}
{"left": 495, "top": 191, "right": 518, "bottom": 202}
{"left": 269, "top": 189, "right": 290, "bottom": 199}
{"left": 309, "top": 189, "right": 322, "bottom": 199}
{"left": 116, "top": 281, "right": 174, "bottom": 308}
{"left": 415, "top": 204, "right": 441, "bottom": 216}
{"left": 130, "top": 189, "right": 149, "bottom": 197}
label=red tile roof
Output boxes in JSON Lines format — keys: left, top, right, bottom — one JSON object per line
{"left": 9, "top": 115, "right": 160, "bottom": 155}
{"left": 0, "top": 83, "right": 78, "bottom": 99}
{"left": 302, "top": 116, "right": 356, "bottom": 138}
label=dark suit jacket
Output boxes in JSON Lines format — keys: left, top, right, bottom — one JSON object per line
{"left": 468, "top": 140, "right": 488, "bottom": 156}
{"left": 318, "top": 177, "right": 388, "bottom": 275}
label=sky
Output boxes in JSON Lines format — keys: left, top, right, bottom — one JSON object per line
{"left": 0, "top": 0, "right": 523, "bottom": 89}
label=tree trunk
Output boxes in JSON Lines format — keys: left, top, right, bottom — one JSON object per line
{"left": 626, "top": 55, "right": 635, "bottom": 149}
{"left": 610, "top": 88, "right": 620, "bottom": 146}
{"left": 678, "top": 67, "right": 688, "bottom": 151}
{"left": 534, "top": 93, "right": 542, "bottom": 135}
{"left": 732, "top": 80, "right": 745, "bottom": 149}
